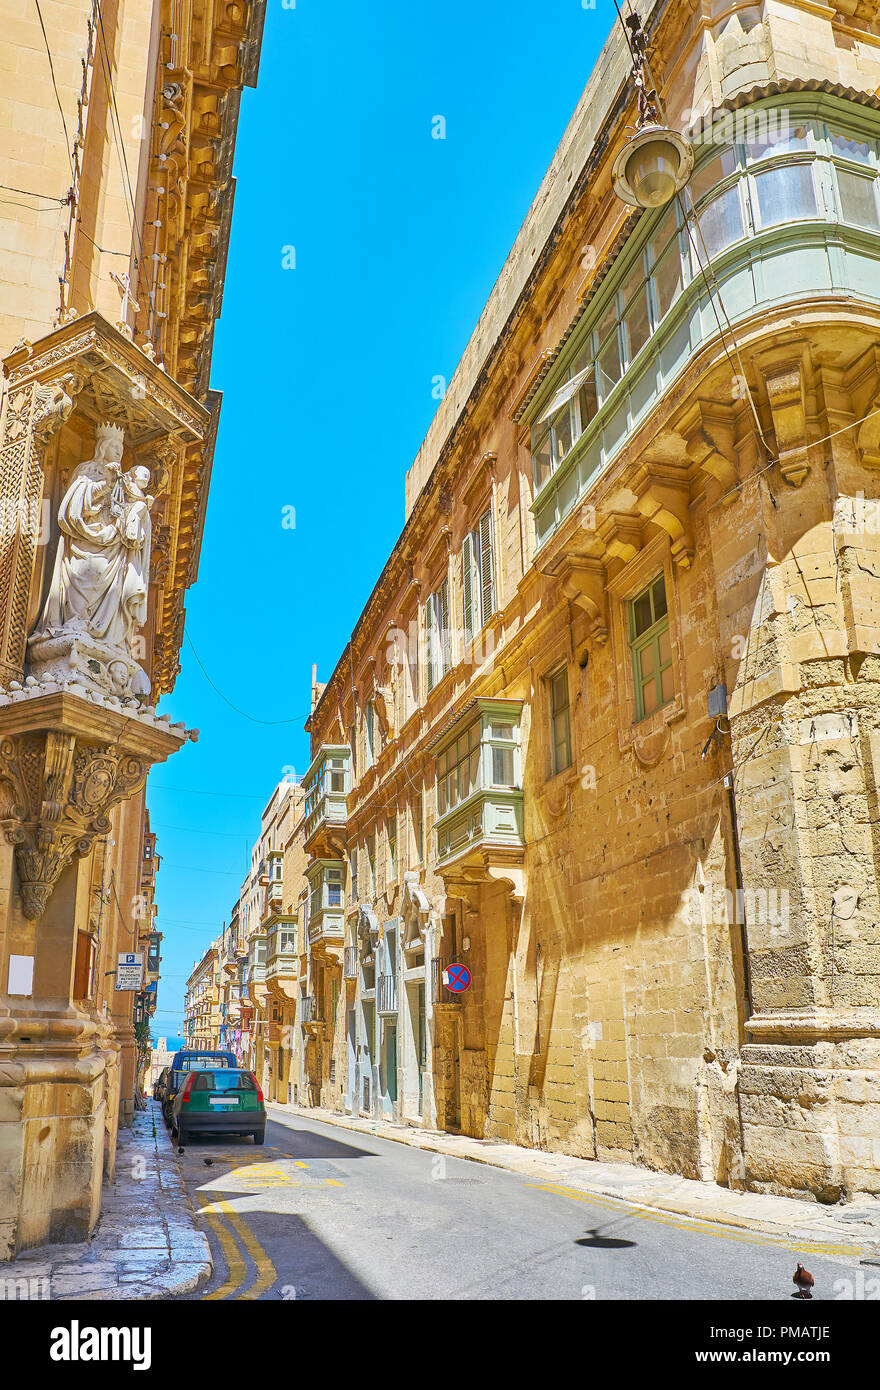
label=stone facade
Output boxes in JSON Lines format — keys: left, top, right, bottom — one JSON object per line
{"left": 0, "top": 0, "right": 265, "bottom": 1256}
{"left": 288, "top": 0, "right": 880, "bottom": 1203}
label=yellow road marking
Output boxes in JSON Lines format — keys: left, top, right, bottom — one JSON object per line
{"left": 196, "top": 1195, "right": 249, "bottom": 1300}
{"left": 211, "top": 1198, "right": 277, "bottom": 1300}
{"left": 324, "top": 1179, "right": 344, "bottom": 1187}
{"left": 294, "top": 1161, "right": 309, "bottom": 1169}
{"left": 527, "top": 1184, "right": 861, "bottom": 1256}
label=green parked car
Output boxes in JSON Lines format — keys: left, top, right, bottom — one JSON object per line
{"left": 171, "top": 1067, "right": 266, "bottom": 1145}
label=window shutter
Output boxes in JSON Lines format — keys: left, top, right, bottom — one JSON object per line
{"left": 439, "top": 578, "right": 450, "bottom": 675}
{"left": 425, "top": 600, "right": 435, "bottom": 690}
{"left": 462, "top": 532, "right": 474, "bottom": 643}
{"left": 478, "top": 510, "right": 495, "bottom": 624}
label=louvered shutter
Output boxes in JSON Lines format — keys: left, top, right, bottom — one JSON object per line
{"left": 439, "top": 578, "right": 450, "bottom": 675}
{"left": 462, "top": 532, "right": 474, "bottom": 643}
{"left": 424, "top": 600, "right": 435, "bottom": 690}
{"left": 478, "top": 510, "right": 495, "bottom": 624}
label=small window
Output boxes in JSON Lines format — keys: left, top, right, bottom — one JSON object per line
{"left": 836, "top": 168, "right": 879, "bottom": 229}
{"left": 691, "top": 185, "right": 744, "bottom": 261}
{"left": 688, "top": 148, "right": 738, "bottom": 204}
{"left": 753, "top": 164, "right": 817, "bottom": 227}
{"left": 549, "top": 668, "right": 572, "bottom": 776}
{"left": 829, "top": 130, "right": 872, "bottom": 165}
{"left": 629, "top": 575, "right": 674, "bottom": 721}
{"left": 746, "top": 123, "right": 810, "bottom": 162}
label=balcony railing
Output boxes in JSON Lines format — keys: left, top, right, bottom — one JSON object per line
{"left": 431, "top": 956, "right": 462, "bottom": 1005}
{"left": 377, "top": 973, "right": 397, "bottom": 1015}
{"left": 343, "top": 946, "right": 357, "bottom": 980}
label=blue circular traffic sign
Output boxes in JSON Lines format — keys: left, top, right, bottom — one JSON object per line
{"left": 443, "top": 962, "right": 471, "bottom": 993}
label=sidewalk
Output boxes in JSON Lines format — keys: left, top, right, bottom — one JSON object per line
{"left": 1, "top": 1102, "right": 211, "bottom": 1300}
{"left": 268, "top": 1100, "right": 880, "bottom": 1259}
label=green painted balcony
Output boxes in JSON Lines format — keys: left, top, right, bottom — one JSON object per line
{"left": 431, "top": 699, "right": 525, "bottom": 872}
{"left": 302, "top": 745, "right": 351, "bottom": 853}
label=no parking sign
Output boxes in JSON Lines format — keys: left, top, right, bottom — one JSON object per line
{"left": 442, "top": 962, "right": 471, "bottom": 993}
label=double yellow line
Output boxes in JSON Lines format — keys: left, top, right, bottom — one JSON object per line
{"left": 197, "top": 1194, "right": 277, "bottom": 1299}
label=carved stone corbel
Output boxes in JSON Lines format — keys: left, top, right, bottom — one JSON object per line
{"left": 632, "top": 467, "right": 695, "bottom": 569}
{"left": 856, "top": 393, "right": 880, "bottom": 470}
{"left": 558, "top": 557, "right": 608, "bottom": 644}
{"left": 679, "top": 400, "right": 738, "bottom": 495}
{"left": 596, "top": 510, "right": 643, "bottom": 566}
{"left": 762, "top": 362, "right": 811, "bottom": 487}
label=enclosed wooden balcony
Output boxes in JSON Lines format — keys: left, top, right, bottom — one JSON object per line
{"left": 302, "top": 746, "right": 350, "bottom": 854}
{"left": 431, "top": 699, "right": 525, "bottom": 874}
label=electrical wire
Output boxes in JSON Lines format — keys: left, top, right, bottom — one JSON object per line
{"left": 184, "top": 629, "right": 312, "bottom": 726}
{"left": 0, "top": 182, "right": 67, "bottom": 202}
{"left": 93, "top": 0, "right": 160, "bottom": 350}
{"left": 32, "top": 0, "right": 75, "bottom": 182}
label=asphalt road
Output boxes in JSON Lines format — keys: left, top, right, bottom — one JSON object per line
{"left": 171, "top": 1104, "right": 863, "bottom": 1301}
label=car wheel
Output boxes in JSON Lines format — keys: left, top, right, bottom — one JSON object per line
{"left": 253, "top": 1129, "right": 265, "bottom": 1145}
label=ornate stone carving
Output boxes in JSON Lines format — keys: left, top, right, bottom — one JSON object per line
{"left": 28, "top": 422, "right": 154, "bottom": 699}
{"left": 0, "top": 690, "right": 191, "bottom": 920}
{"left": 0, "top": 727, "right": 146, "bottom": 920}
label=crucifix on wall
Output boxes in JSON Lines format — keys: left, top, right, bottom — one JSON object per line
{"left": 110, "top": 271, "right": 141, "bottom": 340}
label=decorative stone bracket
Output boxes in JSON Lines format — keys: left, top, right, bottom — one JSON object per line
{"left": 761, "top": 360, "right": 812, "bottom": 488}
{"left": 0, "top": 689, "right": 193, "bottom": 920}
{"left": 556, "top": 557, "right": 608, "bottom": 644}
{"left": 679, "top": 400, "right": 738, "bottom": 495}
{"left": 632, "top": 465, "right": 695, "bottom": 569}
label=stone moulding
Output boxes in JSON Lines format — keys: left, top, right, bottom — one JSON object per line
{"left": 0, "top": 691, "right": 190, "bottom": 921}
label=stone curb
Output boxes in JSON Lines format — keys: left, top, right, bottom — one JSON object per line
{"left": 0, "top": 1104, "right": 212, "bottom": 1301}
{"left": 267, "top": 1101, "right": 880, "bottom": 1258}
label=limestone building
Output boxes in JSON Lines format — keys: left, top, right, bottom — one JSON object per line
{"left": 299, "top": 0, "right": 880, "bottom": 1202}
{"left": 0, "top": 0, "right": 265, "bottom": 1255}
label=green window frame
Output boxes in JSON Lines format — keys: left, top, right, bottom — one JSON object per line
{"left": 530, "top": 107, "right": 880, "bottom": 505}
{"left": 629, "top": 575, "right": 674, "bottom": 721}
{"left": 548, "top": 667, "right": 572, "bottom": 776}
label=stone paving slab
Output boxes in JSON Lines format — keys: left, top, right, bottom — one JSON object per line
{"left": 0, "top": 1103, "right": 211, "bottom": 1301}
{"left": 268, "top": 1101, "right": 880, "bottom": 1258}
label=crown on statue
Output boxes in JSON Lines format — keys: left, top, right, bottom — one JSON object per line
{"left": 96, "top": 421, "right": 125, "bottom": 449}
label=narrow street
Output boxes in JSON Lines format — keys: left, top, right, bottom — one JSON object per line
{"left": 173, "top": 1105, "right": 863, "bottom": 1302}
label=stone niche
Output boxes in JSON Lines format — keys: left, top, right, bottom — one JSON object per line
{"left": 0, "top": 311, "right": 208, "bottom": 1258}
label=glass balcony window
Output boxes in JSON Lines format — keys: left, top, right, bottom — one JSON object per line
{"left": 691, "top": 183, "right": 745, "bottom": 260}
{"left": 836, "top": 168, "right": 880, "bottom": 229}
{"left": 753, "top": 163, "right": 817, "bottom": 228}
{"left": 529, "top": 109, "right": 880, "bottom": 507}
{"left": 432, "top": 700, "right": 524, "bottom": 868}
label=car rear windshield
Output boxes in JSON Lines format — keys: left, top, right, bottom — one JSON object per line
{"left": 180, "top": 1057, "right": 231, "bottom": 1070}
{"left": 188, "top": 1071, "right": 257, "bottom": 1093}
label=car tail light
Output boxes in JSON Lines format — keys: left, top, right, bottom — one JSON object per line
{"left": 180, "top": 1074, "right": 196, "bottom": 1104}
{"left": 251, "top": 1073, "right": 263, "bottom": 1102}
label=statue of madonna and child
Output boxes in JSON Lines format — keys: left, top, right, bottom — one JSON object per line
{"left": 27, "top": 421, "right": 155, "bottom": 698}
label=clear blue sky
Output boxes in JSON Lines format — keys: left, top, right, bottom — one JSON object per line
{"left": 148, "top": 0, "right": 612, "bottom": 1041}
